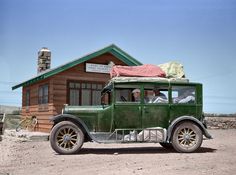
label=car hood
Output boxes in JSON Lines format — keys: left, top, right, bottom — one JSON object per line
{"left": 63, "top": 105, "right": 107, "bottom": 114}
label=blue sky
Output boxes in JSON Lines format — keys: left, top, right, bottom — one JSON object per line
{"left": 0, "top": 0, "right": 236, "bottom": 114}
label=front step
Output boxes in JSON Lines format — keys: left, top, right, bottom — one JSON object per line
{"left": 91, "top": 127, "right": 167, "bottom": 143}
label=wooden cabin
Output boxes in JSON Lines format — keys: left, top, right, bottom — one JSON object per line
{"left": 12, "top": 44, "right": 142, "bottom": 132}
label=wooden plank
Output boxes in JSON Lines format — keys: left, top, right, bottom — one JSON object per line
{"left": 37, "top": 120, "right": 52, "bottom": 125}
{"left": 21, "top": 53, "right": 130, "bottom": 132}
{"left": 37, "top": 124, "right": 53, "bottom": 133}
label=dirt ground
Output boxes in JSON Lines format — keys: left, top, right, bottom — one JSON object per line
{"left": 0, "top": 129, "right": 236, "bottom": 175}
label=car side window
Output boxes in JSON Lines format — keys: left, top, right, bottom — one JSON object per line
{"left": 115, "top": 85, "right": 141, "bottom": 103}
{"left": 144, "top": 85, "right": 169, "bottom": 104}
{"left": 172, "top": 86, "right": 196, "bottom": 104}
{"left": 116, "top": 89, "right": 132, "bottom": 102}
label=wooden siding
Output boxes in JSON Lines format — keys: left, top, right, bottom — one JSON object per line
{"left": 21, "top": 53, "right": 127, "bottom": 132}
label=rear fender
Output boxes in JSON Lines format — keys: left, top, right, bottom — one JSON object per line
{"left": 166, "top": 116, "right": 213, "bottom": 142}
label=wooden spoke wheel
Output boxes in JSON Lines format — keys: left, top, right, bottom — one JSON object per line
{"left": 50, "top": 121, "right": 84, "bottom": 154}
{"left": 171, "top": 122, "right": 203, "bottom": 153}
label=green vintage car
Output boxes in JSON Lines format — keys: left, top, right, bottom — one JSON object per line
{"left": 49, "top": 77, "right": 212, "bottom": 154}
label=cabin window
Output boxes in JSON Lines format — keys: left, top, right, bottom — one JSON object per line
{"left": 26, "top": 89, "right": 30, "bottom": 107}
{"left": 68, "top": 82, "right": 103, "bottom": 106}
{"left": 38, "top": 84, "right": 49, "bottom": 104}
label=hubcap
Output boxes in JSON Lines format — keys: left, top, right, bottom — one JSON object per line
{"left": 63, "top": 135, "right": 72, "bottom": 142}
{"left": 178, "top": 128, "right": 196, "bottom": 147}
{"left": 56, "top": 127, "right": 78, "bottom": 150}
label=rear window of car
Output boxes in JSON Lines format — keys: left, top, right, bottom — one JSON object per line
{"left": 172, "top": 86, "right": 196, "bottom": 104}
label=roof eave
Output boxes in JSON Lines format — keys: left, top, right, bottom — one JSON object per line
{"left": 12, "top": 75, "right": 45, "bottom": 90}
{"left": 12, "top": 44, "right": 142, "bottom": 90}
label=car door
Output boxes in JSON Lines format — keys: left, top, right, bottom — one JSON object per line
{"left": 113, "top": 84, "right": 142, "bottom": 129}
{"left": 169, "top": 85, "right": 197, "bottom": 121}
{"left": 142, "top": 84, "right": 170, "bottom": 128}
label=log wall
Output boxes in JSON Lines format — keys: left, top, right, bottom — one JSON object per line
{"left": 21, "top": 53, "right": 127, "bottom": 132}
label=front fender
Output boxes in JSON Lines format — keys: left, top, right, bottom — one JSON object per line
{"left": 50, "top": 114, "right": 95, "bottom": 141}
{"left": 166, "top": 116, "right": 213, "bottom": 142}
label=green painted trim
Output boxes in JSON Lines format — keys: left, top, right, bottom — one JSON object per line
{"left": 12, "top": 44, "right": 142, "bottom": 90}
{"left": 12, "top": 75, "right": 45, "bottom": 90}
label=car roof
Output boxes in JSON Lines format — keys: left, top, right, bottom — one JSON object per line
{"left": 110, "top": 77, "right": 190, "bottom": 83}
{"left": 102, "top": 77, "right": 201, "bottom": 93}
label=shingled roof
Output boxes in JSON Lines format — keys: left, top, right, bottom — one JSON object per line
{"left": 12, "top": 44, "right": 142, "bottom": 90}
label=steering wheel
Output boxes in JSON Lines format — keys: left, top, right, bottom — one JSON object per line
{"left": 120, "top": 96, "right": 127, "bottom": 102}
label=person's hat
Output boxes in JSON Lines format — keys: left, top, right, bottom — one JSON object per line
{"left": 132, "top": 89, "right": 140, "bottom": 93}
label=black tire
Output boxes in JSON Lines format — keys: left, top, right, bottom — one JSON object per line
{"left": 159, "top": 142, "right": 173, "bottom": 149}
{"left": 50, "top": 121, "right": 84, "bottom": 155}
{"left": 171, "top": 122, "right": 203, "bottom": 153}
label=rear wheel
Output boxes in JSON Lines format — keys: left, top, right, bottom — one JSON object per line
{"left": 171, "top": 122, "right": 203, "bottom": 153}
{"left": 50, "top": 121, "right": 84, "bottom": 154}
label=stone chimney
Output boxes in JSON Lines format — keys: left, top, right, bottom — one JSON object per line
{"left": 37, "top": 47, "right": 51, "bottom": 74}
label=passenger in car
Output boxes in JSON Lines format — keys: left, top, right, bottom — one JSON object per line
{"left": 132, "top": 89, "right": 141, "bottom": 102}
{"left": 154, "top": 89, "right": 167, "bottom": 99}
{"left": 147, "top": 89, "right": 168, "bottom": 103}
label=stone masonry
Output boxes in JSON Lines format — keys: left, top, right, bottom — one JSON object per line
{"left": 206, "top": 117, "right": 236, "bottom": 129}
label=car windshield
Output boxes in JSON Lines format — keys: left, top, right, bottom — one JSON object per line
{"left": 101, "top": 84, "right": 113, "bottom": 105}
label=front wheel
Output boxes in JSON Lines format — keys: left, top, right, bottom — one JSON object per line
{"left": 50, "top": 121, "right": 84, "bottom": 154}
{"left": 171, "top": 122, "right": 203, "bottom": 153}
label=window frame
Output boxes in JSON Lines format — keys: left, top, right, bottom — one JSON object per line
{"left": 38, "top": 84, "right": 49, "bottom": 105}
{"left": 171, "top": 85, "right": 196, "bottom": 104}
{"left": 25, "top": 89, "right": 30, "bottom": 107}
{"left": 67, "top": 81, "right": 104, "bottom": 106}
{"left": 143, "top": 85, "right": 169, "bottom": 104}
{"left": 114, "top": 84, "right": 141, "bottom": 104}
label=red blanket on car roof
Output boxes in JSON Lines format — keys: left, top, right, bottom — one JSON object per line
{"left": 110, "top": 64, "right": 166, "bottom": 78}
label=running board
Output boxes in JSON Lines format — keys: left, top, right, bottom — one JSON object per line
{"left": 90, "top": 127, "right": 167, "bottom": 144}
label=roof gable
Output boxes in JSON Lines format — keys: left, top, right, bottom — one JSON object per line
{"left": 12, "top": 44, "right": 142, "bottom": 90}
